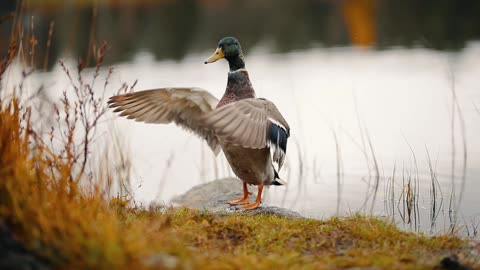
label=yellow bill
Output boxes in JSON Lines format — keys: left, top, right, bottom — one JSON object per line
{"left": 204, "top": 47, "right": 224, "bottom": 64}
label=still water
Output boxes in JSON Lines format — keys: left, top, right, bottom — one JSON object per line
{"left": 12, "top": 43, "right": 480, "bottom": 235}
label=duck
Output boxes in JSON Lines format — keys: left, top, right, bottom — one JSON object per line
{"left": 108, "top": 37, "right": 290, "bottom": 210}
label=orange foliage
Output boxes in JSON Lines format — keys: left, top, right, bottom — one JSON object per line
{"left": 342, "top": 0, "right": 376, "bottom": 47}
{"left": 0, "top": 97, "right": 147, "bottom": 269}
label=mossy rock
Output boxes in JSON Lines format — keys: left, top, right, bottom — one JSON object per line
{"left": 171, "top": 178, "right": 302, "bottom": 218}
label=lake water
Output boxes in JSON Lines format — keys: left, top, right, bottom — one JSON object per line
{"left": 5, "top": 43, "right": 480, "bottom": 235}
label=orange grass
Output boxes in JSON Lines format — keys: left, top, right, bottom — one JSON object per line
{"left": 0, "top": 97, "right": 149, "bottom": 268}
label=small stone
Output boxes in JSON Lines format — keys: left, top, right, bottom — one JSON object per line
{"left": 437, "top": 254, "right": 472, "bottom": 270}
{"left": 143, "top": 252, "right": 179, "bottom": 269}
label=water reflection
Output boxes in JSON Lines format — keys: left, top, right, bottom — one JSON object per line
{"left": 1, "top": 0, "right": 480, "bottom": 69}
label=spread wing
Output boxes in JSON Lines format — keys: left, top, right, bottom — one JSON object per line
{"left": 202, "top": 98, "right": 290, "bottom": 171}
{"left": 108, "top": 87, "right": 221, "bottom": 155}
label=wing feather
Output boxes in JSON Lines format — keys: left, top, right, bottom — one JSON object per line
{"left": 201, "top": 98, "right": 290, "bottom": 170}
{"left": 108, "top": 87, "right": 221, "bottom": 155}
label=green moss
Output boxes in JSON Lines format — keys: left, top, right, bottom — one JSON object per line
{"left": 113, "top": 207, "right": 478, "bottom": 269}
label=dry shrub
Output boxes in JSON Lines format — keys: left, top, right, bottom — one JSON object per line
{"left": 0, "top": 95, "right": 147, "bottom": 269}
{"left": 0, "top": 4, "right": 143, "bottom": 265}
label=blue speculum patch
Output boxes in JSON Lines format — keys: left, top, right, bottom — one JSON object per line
{"left": 269, "top": 123, "right": 288, "bottom": 153}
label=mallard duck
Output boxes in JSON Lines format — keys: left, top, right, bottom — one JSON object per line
{"left": 108, "top": 37, "right": 290, "bottom": 210}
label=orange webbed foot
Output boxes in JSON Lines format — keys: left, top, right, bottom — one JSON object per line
{"left": 240, "top": 201, "right": 261, "bottom": 210}
{"left": 240, "top": 184, "right": 264, "bottom": 210}
{"left": 228, "top": 196, "right": 250, "bottom": 205}
{"left": 228, "top": 182, "right": 251, "bottom": 205}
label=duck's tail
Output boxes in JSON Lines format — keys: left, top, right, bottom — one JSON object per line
{"left": 272, "top": 168, "right": 287, "bottom": 186}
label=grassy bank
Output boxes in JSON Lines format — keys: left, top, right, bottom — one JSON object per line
{"left": 116, "top": 207, "right": 480, "bottom": 270}
{"left": 0, "top": 97, "right": 478, "bottom": 269}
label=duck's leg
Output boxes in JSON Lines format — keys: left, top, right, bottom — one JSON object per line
{"left": 228, "top": 182, "right": 251, "bottom": 205}
{"left": 241, "top": 184, "right": 264, "bottom": 210}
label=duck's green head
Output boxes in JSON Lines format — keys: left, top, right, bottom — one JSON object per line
{"left": 204, "top": 37, "right": 245, "bottom": 71}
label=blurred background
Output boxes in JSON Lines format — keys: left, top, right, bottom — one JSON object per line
{"left": 1, "top": 0, "right": 479, "bottom": 235}
{"left": 1, "top": 0, "right": 480, "bottom": 68}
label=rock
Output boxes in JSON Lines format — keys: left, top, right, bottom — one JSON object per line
{"left": 436, "top": 255, "right": 472, "bottom": 270}
{"left": 171, "top": 178, "right": 302, "bottom": 218}
{"left": 0, "top": 223, "right": 51, "bottom": 270}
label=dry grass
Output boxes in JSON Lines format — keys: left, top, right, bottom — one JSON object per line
{"left": 0, "top": 97, "right": 145, "bottom": 269}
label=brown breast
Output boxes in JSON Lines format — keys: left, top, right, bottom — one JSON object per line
{"left": 217, "top": 70, "right": 255, "bottom": 108}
